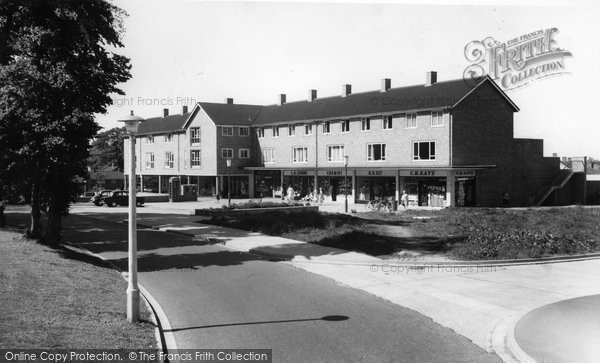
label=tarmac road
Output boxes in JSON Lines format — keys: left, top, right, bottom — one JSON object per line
{"left": 59, "top": 213, "right": 500, "bottom": 362}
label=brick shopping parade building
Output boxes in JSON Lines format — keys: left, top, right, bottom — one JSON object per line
{"left": 124, "top": 72, "right": 584, "bottom": 207}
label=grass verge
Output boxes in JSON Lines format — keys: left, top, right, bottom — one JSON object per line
{"left": 0, "top": 229, "right": 157, "bottom": 348}
{"left": 204, "top": 207, "right": 600, "bottom": 260}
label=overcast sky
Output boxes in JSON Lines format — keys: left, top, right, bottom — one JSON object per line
{"left": 97, "top": 0, "right": 600, "bottom": 158}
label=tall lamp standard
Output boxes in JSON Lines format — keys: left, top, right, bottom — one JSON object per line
{"left": 344, "top": 155, "right": 349, "bottom": 213}
{"left": 226, "top": 159, "right": 232, "bottom": 205}
{"left": 118, "top": 110, "right": 145, "bottom": 323}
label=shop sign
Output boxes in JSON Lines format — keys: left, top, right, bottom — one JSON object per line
{"left": 317, "top": 170, "right": 344, "bottom": 176}
{"left": 454, "top": 170, "right": 476, "bottom": 177}
{"left": 356, "top": 170, "right": 396, "bottom": 177}
{"left": 399, "top": 170, "right": 446, "bottom": 177}
{"left": 283, "top": 170, "right": 315, "bottom": 176}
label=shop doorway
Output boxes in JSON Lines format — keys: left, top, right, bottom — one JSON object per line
{"left": 455, "top": 178, "right": 476, "bottom": 207}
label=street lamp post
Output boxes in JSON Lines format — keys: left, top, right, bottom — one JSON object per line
{"left": 118, "top": 110, "right": 145, "bottom": 323}
{"left": 226, "top": 159, "right": 232, "bottom": 205}
{"left": 344, "top": 155, "right": 349, "bottom": 213}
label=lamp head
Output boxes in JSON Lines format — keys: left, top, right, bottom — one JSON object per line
{"left": 344, "top": 155, "right": 349, "bottom": 166}
{"left": 118, "top": 110, "right": 145, "bottom": 134}
{"left": 226, "top": 159, "right": 232, "bottom": 167}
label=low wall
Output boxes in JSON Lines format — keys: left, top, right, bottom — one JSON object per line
{"left": 144, "top": 195, "right": 170, "bottom": 203}
{"left": 195, "top": 205, "right": 319, "bottom": 216}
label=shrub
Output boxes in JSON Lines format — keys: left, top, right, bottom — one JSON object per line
{"left": 219, "top": 201, "right": 303, "bottom": 210}
{"left": 451, "top": 226, "right": 598, "bottom": 260}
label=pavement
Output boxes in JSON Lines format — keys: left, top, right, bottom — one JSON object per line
{"left": 6, "top": 201, "right": 600, "bottom": 362}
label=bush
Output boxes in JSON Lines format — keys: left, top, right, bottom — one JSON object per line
{"left": 219, "top": 201, "right": 303, "bottom": 210}
{"left": 450, "top": 226, "right": 598, "bottom": 260}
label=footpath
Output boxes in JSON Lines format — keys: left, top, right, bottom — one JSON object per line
{"left": 132, "top": 210, "right": 600, "bottom": 363}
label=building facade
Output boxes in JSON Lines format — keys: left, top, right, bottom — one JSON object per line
{"left": 124, "top": 72, "right": 581, "bottom": 207}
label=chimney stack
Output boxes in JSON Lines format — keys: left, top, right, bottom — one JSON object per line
{"left": 342, "top": 84, "right": 352, "bottom": 97}
{"left": 426, "top": 71, "right": 437, "bottom": 86}
{"left": 381, "top": 78, "right": 391, "bottom": 92}
{"left": 308, "top": 89, "right": 317, "bottom": 102}
{"left": 278, "top": 94, "right": 286, "bottom": 105}
{"left": 225, "top": 98, "right": 234, "bottom": 104}
{"left": 163, "top": 108, "right": 169, "bottom": 117}
{"left": 182, "top": 105, "right": 189, "bottom": 114}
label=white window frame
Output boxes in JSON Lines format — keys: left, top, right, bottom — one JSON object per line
{"left": 222, "top": 126, "right": 234, "bottom": 136}
{"left": 146, "top": 135, "right": 154, "bottom": 144}
{"left": 164, "top": 151, "right": 174, "bottom": 169}
{"left": 262, "top": 148, "right": 275, "bottom": 163}
{"left": 292, "top": 147, "right": 308, "bottom": 163}
{"left": 272, "top": 126, "right": 279, "bottom": 138}
{"left": 257, "top": 127, "right": 265, "bottom": 138}
{"left": 383, "top": 115, "right": 393, "bottom": 130}
{"left": 190, "top": 127, "right": 201, "bottom": 145}
{"left": 221, "top": 148, "right": 234, "bottom": 159}
{"left": 190, "top": 150, "right": 201, "bottom": 168}
{"left": 288, "top": 124, "right": 296, "bottom": 137}
{"left": 341, "top": 119, "right": 350, "bottom": 133}
{"left": 413, "top": 141, "right": 436, "bottom": 161}
{"left": 367, "top": 143, "right": 387, "bottom": 162}
{"left": 145, "top": 152, "right": 154, "bottom": 169}
{"left": 304, "top": 123, "right": 313, "bottom": 135}
{"left": 239, "top": 148, "right": 250, "bottom": 159}
{"left": 361, "top": 117, "right": 371, "bottom": 131}
{"left": 406, "top": 113, "right": 417, "bottom": 129}
{"left": 164, "top": 133, "right": 173, "bottom": 143}
{"left": 431, "top": 111, "right": 444, "bottom": 127}
{"left": 322, "top": 121, "right": 330, "bottom": 134}
{"left": 239, "top": 127, "right": 250, "bottom": 137}
{"left": 327, "top": 145, "right": 345, "bottom": 162}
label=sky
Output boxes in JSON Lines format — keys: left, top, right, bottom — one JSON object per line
{"left": 96, "top": 0, "right": 600, "bottom": 158}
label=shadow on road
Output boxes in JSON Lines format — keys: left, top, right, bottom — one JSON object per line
{"left": 166, "top": 315, "right": 350, "bottom": 333}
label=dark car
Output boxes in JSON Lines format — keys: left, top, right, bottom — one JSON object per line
{"left": 101, "top": 190, "right": 145, "bottom": 207}
{"left": 91, "top": 190, "right": 112, "bottom": 206}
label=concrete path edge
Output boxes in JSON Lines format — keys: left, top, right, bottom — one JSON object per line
{"left": 491, "top": 306, "right": 543, "bottom": 363}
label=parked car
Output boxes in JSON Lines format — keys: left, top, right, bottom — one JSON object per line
{"left": 101, "top": 190, "right": 145, "bottom": 207}
{"left": 91, "top": 190, "right": 112, "bottom": 206}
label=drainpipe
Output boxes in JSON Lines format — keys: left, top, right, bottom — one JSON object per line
{"left": 314, "top": 121, "right": 319, "bottom": 191}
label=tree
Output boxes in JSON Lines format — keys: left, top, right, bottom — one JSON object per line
{"left": 0, "top": 0, "right": 131, "bottom": 244}
{"left": 88, "top": 126, "right": 127, "bottom": 172}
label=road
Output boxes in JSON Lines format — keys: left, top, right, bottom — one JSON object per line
{"left": 58, "top": 212, "right": 499, "bottom": 362}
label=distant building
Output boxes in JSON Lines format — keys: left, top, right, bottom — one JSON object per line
{"left": 124, "top": 73, "right": 584, "bottom": 207}
{"left": 89, "top": 167, "right": 124, "bottom": 191}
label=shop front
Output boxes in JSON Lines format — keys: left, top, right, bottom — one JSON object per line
{"left": 317, "top": 170, "right": 352, "bottom": 202}
{"left": 222, "top": 175, "right": 250, "bottom": 198}
{"left": 282, "top": 170, "right": 315, "bottom": 199}
{"left": 197, "top": 176, "right": 216, "bottom": 196}
{"left": 356, "top": 170, "right": 396, "bottom": 203}
{"left": 400, "top": 170, "right": 447, "bottom": 207}
{"left": 399, "top": 169, "right": 477, "bottom": 207}
{"left": 254, "top": 170, "right": 282, "bottom": 198}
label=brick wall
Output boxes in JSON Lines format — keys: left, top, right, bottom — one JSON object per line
{"left": 451, "top": 80, "right": 516, "bottom": 206}
{"left": 252, "top": 111, "right": 451, "bottom": 169}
